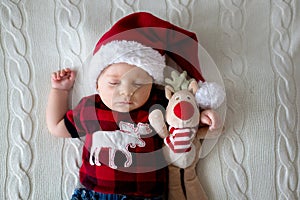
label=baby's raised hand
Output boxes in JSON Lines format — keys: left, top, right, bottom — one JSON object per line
{"left": 200, "top": 109, "right": 221, "bottom": 131}
{"left": 51, "top": 68, "right": 76, "bottom": 91}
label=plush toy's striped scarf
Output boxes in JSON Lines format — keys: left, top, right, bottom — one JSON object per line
{"left": 164, "top": 126, "right": 196, "bottom": 153}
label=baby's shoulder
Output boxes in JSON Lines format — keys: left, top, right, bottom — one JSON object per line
{"left": 75, "top": 94, "right": 101, "bottom": 108}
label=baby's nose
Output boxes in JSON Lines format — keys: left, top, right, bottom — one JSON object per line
{"left": 119, "top": 84, "right": 135, "bottom": 96}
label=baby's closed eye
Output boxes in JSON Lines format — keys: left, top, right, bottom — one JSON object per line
{"left": 134, "top": 78, "right": 152, "bottom": 86}
{"left": 134, "top": 82, "right": 145, "bottom": 87}
{"left": 107, "top": 78, "right": 120, "bottom": 86}
{"left": 108, "top": 81, "right": 120, "bottom": 86}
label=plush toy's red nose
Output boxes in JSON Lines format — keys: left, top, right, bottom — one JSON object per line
{"left": 173, "top": 101, "right": 195, "bottom": 120}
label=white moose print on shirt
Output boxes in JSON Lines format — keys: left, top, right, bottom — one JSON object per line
{"left": 89, "top": 121, "right": 152, "bottom": 169}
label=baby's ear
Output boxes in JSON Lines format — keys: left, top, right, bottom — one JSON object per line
{"left": 188, "top": 80, "right": 198, "bottom": 95}
{"left": 165, "top": 85, "right": 174, "bottom": 100}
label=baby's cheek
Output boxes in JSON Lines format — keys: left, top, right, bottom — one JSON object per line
{"left": 99, "top": 89, "right": 114, "bottom": 103}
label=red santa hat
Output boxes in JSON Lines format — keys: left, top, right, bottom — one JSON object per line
{"left": 89, "top": 12, "right": 225, "bottom": 109}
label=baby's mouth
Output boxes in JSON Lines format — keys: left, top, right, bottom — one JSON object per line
{"left": 115, "top": 99, "right": 133, "bottom": 105}
{"left": 119, "top": 101, "right": 133, "bottom": 104}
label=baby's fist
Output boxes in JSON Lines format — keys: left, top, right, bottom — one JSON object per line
{"left": 51, "top": 68, "right": 76, "bottom": 91}
{"left": 200, "top": 109, "right": 221, "bottom": 131}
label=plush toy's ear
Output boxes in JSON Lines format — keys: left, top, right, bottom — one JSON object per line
{"left": 165, "top": 85, "right": 175, "bottom": 100}
{"left": 188, "top": 79, "right": 198, "bottom": 95}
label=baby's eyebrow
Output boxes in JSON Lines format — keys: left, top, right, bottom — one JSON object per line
{"left": 105, "top": 74, "right": 120, "bottom": 78}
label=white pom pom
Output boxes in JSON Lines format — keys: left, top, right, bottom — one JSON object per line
{"left": 195, "top": 81, "right": 226, "bottom": 109}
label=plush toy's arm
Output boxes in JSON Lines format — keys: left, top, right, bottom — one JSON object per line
{"left": 149, "top": 109, "right": 169, "bottom": 139}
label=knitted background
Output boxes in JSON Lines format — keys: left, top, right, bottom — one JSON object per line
{"left": 1, "top": 0, "right": 299, "bottom": 199}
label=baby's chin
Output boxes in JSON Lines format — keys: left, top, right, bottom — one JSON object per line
{"left": 111, "top": 103, "right": 138, "bottom": 113}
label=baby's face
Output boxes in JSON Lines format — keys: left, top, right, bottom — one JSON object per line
{"left": 96, "top": 63, "right": 153, "bottom": 112}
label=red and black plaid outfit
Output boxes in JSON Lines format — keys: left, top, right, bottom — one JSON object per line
{"left": 64, "top": 86, "right": 168, "bottom": 197}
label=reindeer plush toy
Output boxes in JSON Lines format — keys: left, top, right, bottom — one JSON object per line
{"left": 149, "top": 71, "right": 225, "bottom": 200}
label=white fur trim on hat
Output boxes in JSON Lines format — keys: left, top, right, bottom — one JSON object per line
{"left": 88, "top": 40, "right": 165, "bottom": 90}
{"left": 195, "top": 81, "right": 226, "bottom": 109}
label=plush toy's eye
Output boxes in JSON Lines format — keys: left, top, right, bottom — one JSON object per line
{"left": 175, "top": 96, "right": 180, "bottom": 101}
{"left": 187, "top": 96, "right": 191, "bottom": 100}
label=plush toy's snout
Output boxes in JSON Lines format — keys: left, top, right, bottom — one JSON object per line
{"left": 173, "top": 101, "right": 195, "bottom": 120}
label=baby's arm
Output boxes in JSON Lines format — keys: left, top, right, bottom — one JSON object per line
{"left": 46, "top": 68, "right": 75, "bottom": 137}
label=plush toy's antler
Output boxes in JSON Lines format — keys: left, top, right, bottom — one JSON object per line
{"left": 165, "top": 71, "right": 194, "bottom": 92}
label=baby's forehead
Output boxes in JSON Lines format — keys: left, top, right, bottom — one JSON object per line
{"left": 104, "top": 63, "right": 148, "bottom": 74}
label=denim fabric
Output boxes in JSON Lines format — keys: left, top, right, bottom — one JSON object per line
{"left": 71, "top": 188, "right": 163, "bottom": 200}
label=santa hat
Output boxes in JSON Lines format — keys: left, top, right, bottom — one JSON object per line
{"left": 89, "top": 12, "right": 225, "bottom": 109}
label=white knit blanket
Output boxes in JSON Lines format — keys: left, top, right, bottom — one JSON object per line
{"left": 1, "top": 1, "right": 299, "bottom": 199}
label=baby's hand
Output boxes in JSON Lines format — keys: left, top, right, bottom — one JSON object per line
{"left": 200, "top": 109, "right": 221, "bottom": 131}
{"left": 51, "top": 68, "right": 76, "bottom": 91}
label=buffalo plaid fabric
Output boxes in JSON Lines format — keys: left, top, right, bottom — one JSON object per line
{"left": 64, "top": 86, "right": 168, "bottom": 197}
